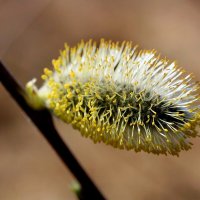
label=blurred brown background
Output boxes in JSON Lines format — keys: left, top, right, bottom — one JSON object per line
{"left": 1, "top": 0, "right": 200, "bottom": 199}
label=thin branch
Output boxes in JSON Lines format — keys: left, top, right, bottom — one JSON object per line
{"left": 0, "top": 61, "right": 106, "bottom": 200}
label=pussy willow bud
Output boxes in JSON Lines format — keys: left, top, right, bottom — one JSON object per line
{"left": 26, "top": 39, "right": 200, "bottom": 156}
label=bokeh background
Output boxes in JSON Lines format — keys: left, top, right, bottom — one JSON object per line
{"left": 1, "top": 0, "right": 200, "bottom": 199}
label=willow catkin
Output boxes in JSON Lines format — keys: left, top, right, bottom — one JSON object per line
{"left": 26, "top": 39, "right": 200, "bottom": 156}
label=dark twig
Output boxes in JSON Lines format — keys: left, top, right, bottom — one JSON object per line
{"left": 0, "top": 61, "right": 106, "bottom": 200}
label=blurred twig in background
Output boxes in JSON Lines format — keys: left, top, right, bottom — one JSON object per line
{"left": 0, "top": 61, "right": 106, "bottom": 200}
